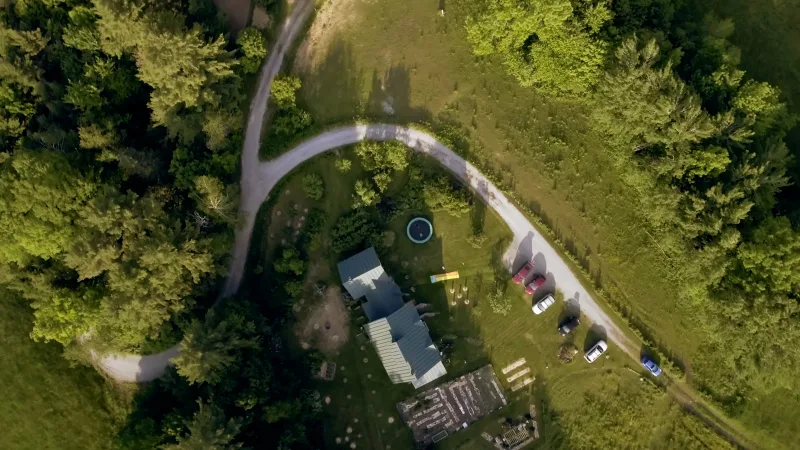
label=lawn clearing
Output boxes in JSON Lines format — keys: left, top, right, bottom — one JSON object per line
{"left": 286, "top": 0, "right": 800, "bottom": 446}
{"left": 295, "top": 285, "right": 350, "bottom": 355}
{"left": 0, "top": 293, "right": 130, "bottom": 450}
{"left": 251, "top": 147, "right": 735, "bottom": 449}
{"left": 293, "top": 0, "right": 704, "bottom": 369}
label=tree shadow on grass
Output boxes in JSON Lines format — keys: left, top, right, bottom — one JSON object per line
{"left": 559, "top": 296, "right": 581, "bottom": 325}
{"left": 491, "top": 235, "right": 514, "bottom": 288}
{"left": 510, "top": 232, "right": 535, "bottom": 280}
{"left": 532, "top": 378, "right": 573, "bottom": 450}
{"left": 471, "top": 197, "right": 486, "bottom": 235}
{"left": 300, "top": 35, "right": 435, "bottom": 126}
{"left": 300, "top": 38, "right": 365, "bottom": 122}
{"left": 365, "top": 66, "right": 432, "bottom": 124}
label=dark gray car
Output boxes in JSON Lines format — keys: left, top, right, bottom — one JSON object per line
{"left": 557, "top": 316, "right": 580, "bottom": 336}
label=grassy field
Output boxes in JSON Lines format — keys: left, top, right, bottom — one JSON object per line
{"left": 293, "top": 0, "right": 702, "bottom": 366}
{"left": 0, "top": 293, "right": 129, "bottom": 450}
{"left": 251, "top": 148, "right": 734, "bottom": 449}
{"left": 287, "top": 0, "right": 800, "bottom": 447}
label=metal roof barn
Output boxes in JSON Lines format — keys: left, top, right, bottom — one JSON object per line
{"left": 338, "top": 248, "right": 446, "bottom": 388}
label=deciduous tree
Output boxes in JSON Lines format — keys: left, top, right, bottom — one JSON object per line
{"left": 270, "top": 75, "right": 301, "bottom": 109}
{"left": 335, "top": 158, "right": 351, "bottom": 172}
{"left": 465, "top": 0, "right": 611, "bottom": 96}
{"left": 236, "top": 27, "right": 267, "bottom": 74}
{"left": 331, "top": 209, "right": 379, "bottom": 254}
{"left": 273, "top": 247, "right": 306, "bottom": 276}
{"left": 354, "top": 140, "right": 409, "bottom": 172}
{"left": 730, "top": 216, "right": 800, "bottom": 295}
{"left": 353, "top": 179, "right": 379, "bottom": 208}
{"left": 423, "top": 176, "right": 471, "bottom": 217}
{"left": 301, "top": 173, "right": 324, "bottom": 200}
{"left": 194, "top": 176, "right": 238, "bottom": 224}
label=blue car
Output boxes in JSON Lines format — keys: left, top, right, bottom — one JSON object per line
{"left": 641, "top": 356, "right": 662, "bottom": 376}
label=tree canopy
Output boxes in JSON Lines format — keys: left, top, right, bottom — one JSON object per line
{"left": 462, "top": 0, "right": 800, "bottom": 419}
{"left": 0, "top": 0, "right": 245, "bottom": 352}
{"left": 465, "top": 0, "right": 612, "bottom": 96}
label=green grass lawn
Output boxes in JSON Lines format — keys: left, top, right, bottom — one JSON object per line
{"left": 0, "top": 293, "right": 130, "bottom": 450}
{"left": 289, "top": 0, "right": 800, "bottom": 446}
{"left": 294, "top": 0, "right": 702, "bottom": 370}
{"left": 252, "top": 149, "right": 734, "bottom": 449}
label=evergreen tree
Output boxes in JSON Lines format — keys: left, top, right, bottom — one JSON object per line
{"left": 174, "top": 308, "right": 260, "bottom": 385}
{"left": 162, "top": 400, "right": 243, "bottom": 450}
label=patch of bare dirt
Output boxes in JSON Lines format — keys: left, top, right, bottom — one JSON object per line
{"left": 292, "top": 0, "right": 362, "bottom": 73}
{"left": 211, "top": 0, "right": 251, "bottom": 31}
{"left": 251, "top": 6, "right": 271, "bottom": 29}
{"left": 296, "top": 286, "right": 350, "bottom": 356}
{"left": 305, "top": 260, "right": 331, "bottom": 288}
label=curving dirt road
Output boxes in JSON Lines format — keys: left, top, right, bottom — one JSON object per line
{"left": 97, "top": 123, "right": 637, "bottom": 381}
{"left": 224, "top": 0, "right": 316, "bottom": 297}
{"left": 257, "top": 125, "right": 639, "bottom": 357}
{"left": 89, "top": 7, "right": 751, "bottom": 447}
{"left": 97, "top": 119, "right": 750, "bottom": 443}
{"left": 95, "top": 0, "right": 315, "bottom": 382}
{"left": 96, "top": 0, "right": 632, "bottom": 386}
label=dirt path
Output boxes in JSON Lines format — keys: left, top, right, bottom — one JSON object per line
{"left": 95, "top": 0, "right": 314, "bottom": 383}
{"left": 93, "top": 109, "right": 753, "bottom": 450}
{"left": 258, "top": 125, "right": 639, "bottom": 357}
{"left": 223, "top": 0, "right": 316, "bottom": 297}
{"left": 242, "top": 123, "right": 752, "bottom": 449}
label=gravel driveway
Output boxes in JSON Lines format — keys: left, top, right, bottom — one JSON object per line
{"left": 257, "top": 125, "right": 638, "bottom": 357}
{"left": 97, "top": 0, "right": 636, "bottom": 382}
{"left": 96, "top": 0, "right": 315, "bottom": 382}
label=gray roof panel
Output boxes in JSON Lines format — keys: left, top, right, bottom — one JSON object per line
{"left": 337, "top": 247, "right": 381, "bottom": 286}
{"left": 365, "top": 302, "right": 445, "bottom": 387}
{"left": 363, "top": 275, "right": 404, "bottom": 321}
{"left": 397, "top": 323, "right": 440, "bottom": 377}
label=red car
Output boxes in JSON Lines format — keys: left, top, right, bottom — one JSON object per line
{"left": 525, "top": 275, "right": 546, "bottom": 294}
{"left": 512, "top": 262, "right": 534, "bottom": 284}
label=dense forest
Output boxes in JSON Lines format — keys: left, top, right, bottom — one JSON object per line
{"left": 464, "top": 0, "right": 800, "bottom": 418}
{"left": 0, "top": 0, "right": 249, "bottom": 352}
{"left": 0, "top": 0, "right": 320, "bottom": 447}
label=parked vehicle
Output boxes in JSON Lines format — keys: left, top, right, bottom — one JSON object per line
{"left": 584, "top": 340, "right": 608, "bottom": 363}
{"left": 525, "top": 275, "right": 546, "bottom": 294}
{"left": 531, "top": 294, "right": 556, "bottom": 315}
{"left": 512, "top": 262, "right": 534, "bottom": 284}
{"left": 557, "top": 316, "right": 580, "bottom": 336}
{"left": 641, "top": 356, "right": 662, "bottom": 376}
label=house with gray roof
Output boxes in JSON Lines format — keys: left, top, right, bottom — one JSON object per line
{"left": 337, "top": 248, "right": 446, "bottom": 388}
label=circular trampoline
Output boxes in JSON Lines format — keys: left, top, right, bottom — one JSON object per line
{"left": 406, "top": 217, "right": 433, "bottom": 244}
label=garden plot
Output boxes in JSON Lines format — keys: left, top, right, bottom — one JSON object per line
{"left": 397, "top": 365, "right": 507, "bottom": 444}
